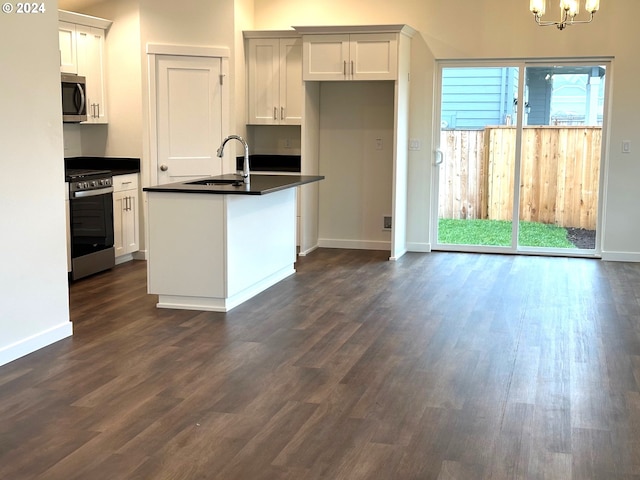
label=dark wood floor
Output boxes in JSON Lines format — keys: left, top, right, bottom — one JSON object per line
{"left": 2, "top": 249, "right": 640, "bottom": 479}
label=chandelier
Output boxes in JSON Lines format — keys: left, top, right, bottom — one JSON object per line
{"left": 530, "top": 0, "right": 600, "bottom": 30}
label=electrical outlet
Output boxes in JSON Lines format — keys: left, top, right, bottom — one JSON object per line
{"left": 622, "top": 140, "right": 631, "bottom": 153}
{"left": 409, "top": 139, "right": 421, "bottom": 151}
{"left": 383, "top": 215, "right": 392, "bottom": 230}
{"left": 375, "top": 138, "right": 383, "bottom": 150}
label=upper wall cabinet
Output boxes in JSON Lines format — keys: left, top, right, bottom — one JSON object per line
{"left": 245, "top": 31, "right": 303, "bottom": 125}
{"left": 58, "top": 21, "right": 78, "bottom": 74}
{"left": 294, "top": 25, "right": 415, "bottom": 82}
{"left": 58, "top": 10, "right": 112, "bottom": 124}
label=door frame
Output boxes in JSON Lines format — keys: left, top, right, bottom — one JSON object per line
{"left": 431, "top": 57, "right": 612, "bottom": 258}
{"left": 146, "top": 44, "right": 230, "bottom": 187}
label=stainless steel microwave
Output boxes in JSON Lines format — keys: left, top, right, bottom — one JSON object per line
{"left": 61, "top": 74, "right": 87, "bottom": 123}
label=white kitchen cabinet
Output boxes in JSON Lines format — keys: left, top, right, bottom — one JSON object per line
{"left": 246, "top": 34, "right": 302, "bottom": 125}
{"left": 58, "top": 11, "right": 111, "bottom": 123}
{"left": 59, "top": 21, "right": 77, "bottom": 74}
{"left": 301, "top": 32, "right": 398, "bottom": 81}
{"left": 76, "top": 25, "right": 108, "bottom": 123}
{"left": 113, "top": 173, "right": 139, "bottom": 261}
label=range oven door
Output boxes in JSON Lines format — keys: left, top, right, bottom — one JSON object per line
{"left": 69, "top": 187, "right": 115, "bottom": 280}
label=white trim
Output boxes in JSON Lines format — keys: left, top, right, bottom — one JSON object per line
{"left": 243, "top": 30, "right": 300, "bottom": 39}
{"left": 0, "top": 323, "right": 73, "bottom": 368}
{"left": 318, "top": 238, "right": 391, "bottom": 251}
{"left": 601, "top": 251, "right": 640, "bottom": 263}
{"left": 146, "top": 43, "right": 230, "bottom": 58}
{"left": 59, "top": 9, "right": 112, "bottom": 30}
{"left": 115, "top": 253, "right": 134, "bottom": 265}
{"left": 407, "top": 242, "right": 432, "bottom": 253}
{"left": 293, "top": 24, "right": 416, "bottom": 37}
{"left": 298, "top": 244, "right": 319, "bottom": 257}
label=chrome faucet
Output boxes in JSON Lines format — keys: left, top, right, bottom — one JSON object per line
{"left": 217, "top": 135, "right": 250, "bottom": 184}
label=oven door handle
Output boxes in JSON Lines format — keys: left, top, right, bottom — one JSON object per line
{"left": 72, "top": 186, "right": 114, "bottom": 198}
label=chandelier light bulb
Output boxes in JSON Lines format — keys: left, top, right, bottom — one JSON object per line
{"left": 530, "top": 0, "right": 546, "bottom": 16}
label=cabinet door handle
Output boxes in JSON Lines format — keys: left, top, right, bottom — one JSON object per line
{"left": 281, "top": 106, "right": 284, "bottom": 120}
{"left": 273, "top": 107, "right": 277, "bottom": 120}
{"left": 343, "top": 60, "right": 347, "bottom": 76}
{"left": 351, "top": 60, "right": 354, "bottom": 76}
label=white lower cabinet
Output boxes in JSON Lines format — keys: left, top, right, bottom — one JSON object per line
{"left": 113, "top": 173, "right": 139, "bottom": 261}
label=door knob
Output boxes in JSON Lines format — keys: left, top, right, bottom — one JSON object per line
{"left": 160, "top": 164, "right": 168, "bottom": 171}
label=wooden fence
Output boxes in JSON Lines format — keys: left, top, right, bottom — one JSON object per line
{"left": 439, "top": 126, "right": 601, "bottom": 230}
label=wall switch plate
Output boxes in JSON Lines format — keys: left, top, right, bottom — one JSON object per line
{"left": 383, "top": 215, "right": 392, "bottom": 230}
{"left": 622, "top": 140, "right": 631, "bottom": 153}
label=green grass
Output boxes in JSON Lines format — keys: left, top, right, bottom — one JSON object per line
{"left": 438, "top": 218, "right": 575, "bottom": 248}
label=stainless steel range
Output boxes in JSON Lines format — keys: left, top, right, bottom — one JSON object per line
{"left": 66, "top": 169, "right": 115, "bottom": 280}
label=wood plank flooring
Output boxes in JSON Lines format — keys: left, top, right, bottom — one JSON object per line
{"left": 2, "top": 249, "right": 640, "bottom": 479}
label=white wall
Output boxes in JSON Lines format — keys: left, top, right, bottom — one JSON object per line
{"left": 254, "top": 0, "right": 640, "bottom": 261}
{"left": 0, "top": 1, "right": 72, "bottom": 366}
{"left": 318, "top": 82, "right": 394, "bottom": 249}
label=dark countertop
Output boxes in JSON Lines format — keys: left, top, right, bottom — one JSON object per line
{"left": 65, "top": 157, "right": 141, "bottom": 176}
{"left": 143, "top": 174, "right": 324, "bottom": 195}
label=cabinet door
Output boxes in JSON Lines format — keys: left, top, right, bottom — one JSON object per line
{"left": 279, "top": 38, "right": 302, "bottom": 125}
{"left": 302, "top": 34, "right": 349, "bottom": 81}
{"left": 113, "top": 189, "right": 139, "bottom": 257}
{"left": 59, "top": 22, "right": 77, "bottom": 74}
{"left": 113, "top": 190, "right": 126, "bottom": 257}
{"left": 123, "top": 193, "right": 139, "bottom": 254}
{"left": 76, "top": 25, "right": 108, "bottom": 124}
{"left": 350, "top": 33, "right": 398, "bottom": 81}
{"left": 247, "top": 38, "right": 280, "bottom": 125}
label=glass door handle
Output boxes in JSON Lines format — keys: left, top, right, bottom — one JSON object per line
{"left": 434, "top": 149, "right": 444, "bottom": 165}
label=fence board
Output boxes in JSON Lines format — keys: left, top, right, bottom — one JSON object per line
{"left": 439, "top": 126, "right": 601, "bottom": 229}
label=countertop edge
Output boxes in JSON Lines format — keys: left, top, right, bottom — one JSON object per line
{"left": 143, "top": 175, "right": 324, "bottom": 195}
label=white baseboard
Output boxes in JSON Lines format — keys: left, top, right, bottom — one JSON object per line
{"left": 318, "top": 238, "right": 391, "bottom": 251}
{"left": 601, "top": 251, "right": 640, "bottom": 262}
{"left": 407, "top": 242, "right": 432, "bottom": 253}
{"left": 0, "top": 322, "right": 73, "bottom": 368}
{"left": 298, "top": 244, "right": 319, "bottom": 257}
{"left": 132, "top": 250, "right": 147, "bottom": 261}
{"left": 115, "top": 253, "right": 134, "bottom": 265}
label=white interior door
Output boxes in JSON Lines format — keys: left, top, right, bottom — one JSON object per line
{"left": 155, "top": 55, "right": 223, "bottom": 184}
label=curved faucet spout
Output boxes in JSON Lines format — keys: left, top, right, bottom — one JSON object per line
{"left": 217, "top": 135, "right": 250, "bottom": 184}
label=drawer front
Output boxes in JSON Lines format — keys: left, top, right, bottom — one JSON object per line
{"left": 113, "top": 173, "right": 139, "bottom": 192}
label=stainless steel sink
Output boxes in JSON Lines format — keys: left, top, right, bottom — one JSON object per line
{"left": 186, "top": 178, "right": 243, "bottom": 186}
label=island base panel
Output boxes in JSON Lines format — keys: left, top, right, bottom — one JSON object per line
{"left": 156, "top": 265, "right": 295, "bottom": 312}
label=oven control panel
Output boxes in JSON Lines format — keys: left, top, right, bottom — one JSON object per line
{"left": 69, "top": 177, "right": 113, "bottom": 195}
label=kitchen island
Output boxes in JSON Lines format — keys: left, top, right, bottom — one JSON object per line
{"left": 143, "top": 174, "right": 324, "bottom": 312}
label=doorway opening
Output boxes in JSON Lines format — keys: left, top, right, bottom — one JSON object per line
{"left": 433, "top": 61, "right": 609, "bottom": 256}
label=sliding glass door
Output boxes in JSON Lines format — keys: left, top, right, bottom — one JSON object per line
{"left": 433, "top": 60, "right": 608, "bottom": 256}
